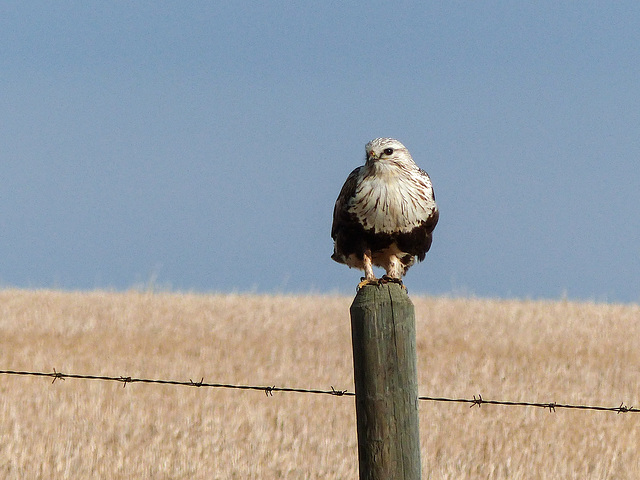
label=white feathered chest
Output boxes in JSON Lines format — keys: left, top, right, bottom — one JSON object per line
{"left": 347, "top": 161, "right": 436, "bottom": 234}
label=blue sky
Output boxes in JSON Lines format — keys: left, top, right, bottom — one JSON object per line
{"left": 1, "top": 2, "right": 639, "bottom": 302}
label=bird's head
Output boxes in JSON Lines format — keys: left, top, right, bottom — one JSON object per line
{"left": 365, "top": 138, "right": 414, "bottom": 168}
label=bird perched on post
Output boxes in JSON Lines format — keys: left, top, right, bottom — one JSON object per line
{"left": 331, "top": 138, "right": 438, "bottom": 288}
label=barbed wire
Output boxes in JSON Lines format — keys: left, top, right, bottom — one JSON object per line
{"left": 417, "top": 394, "right": 637, "bottom": 414}
{"left": 1, "top": 368, "right": 637, "bottom": 414}
{"left": 0, "top": 369, "right": 353, "bottom": 397}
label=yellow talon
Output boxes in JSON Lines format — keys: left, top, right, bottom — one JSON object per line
{"left": 357, "top": 277, "right": 380, "bottom": 290}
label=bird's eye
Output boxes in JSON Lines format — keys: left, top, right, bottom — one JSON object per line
{"left": 383, "top": 148, "right": 394, "bottom": 155}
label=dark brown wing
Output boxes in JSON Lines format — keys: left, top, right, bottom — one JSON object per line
{"left": 405, "top": 168, "right": 438, "bottom": 261}
{"left": 331, "top": 166, "right": 362, "bottom": 240}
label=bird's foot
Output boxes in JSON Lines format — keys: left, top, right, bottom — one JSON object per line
{"left": 380, "top": 275, "right": 407, "bottom": 291}
{"left": 357, "top": 276, "right": 407, "bottom": 292}
{"left": 357, "top": 277, "right": 380, "bottom": 290}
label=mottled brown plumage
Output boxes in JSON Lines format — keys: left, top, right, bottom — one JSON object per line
{"left": 331, "top": 138, "right": 438, "bottom": 286}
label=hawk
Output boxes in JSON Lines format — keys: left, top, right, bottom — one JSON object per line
{"left": 331, "top": 138, "right": 438, "bottom": 288}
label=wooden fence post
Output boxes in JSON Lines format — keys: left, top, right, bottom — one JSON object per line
{"left": 350, "top": 283, "right": 421, "bottom": 480}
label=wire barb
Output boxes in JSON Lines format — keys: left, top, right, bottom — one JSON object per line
{"left": 330, "top": 386, "right": 347, "bottom": 396}
{"left": 51, "top": 368, "right": 65, "bottom": 384}
{"left": 617, "top": 402, "right": 632, "bottom": 414}
{"left": 119, "top": 376, "right": 132, "bottom": 388}
{"left": 189, "top": 377, "right": 204, "bottom": 387}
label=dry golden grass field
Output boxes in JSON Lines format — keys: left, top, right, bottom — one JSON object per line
{"left": 1, "top": 289, "right": 639, "bottom": 479}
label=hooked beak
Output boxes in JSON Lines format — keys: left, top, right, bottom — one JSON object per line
{"left": 366, "top": 150, "right": 378, "bottom": 162}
